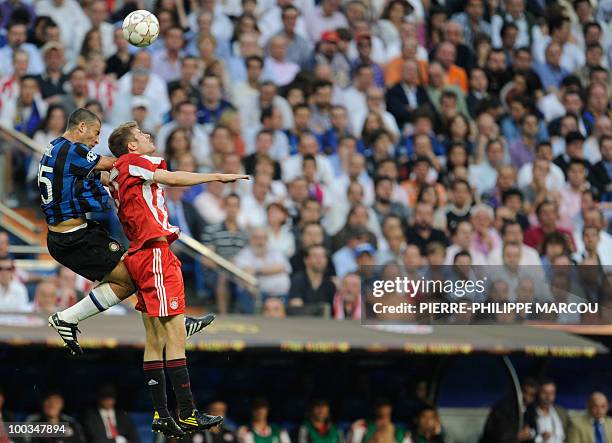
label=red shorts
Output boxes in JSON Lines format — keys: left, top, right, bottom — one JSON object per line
{"left": 124, "top": 241, "right": 185, "bottom": 317}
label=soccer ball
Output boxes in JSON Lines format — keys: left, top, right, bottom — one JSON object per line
{"left": 122, "top": 10, "right": 160, "bottom": 48}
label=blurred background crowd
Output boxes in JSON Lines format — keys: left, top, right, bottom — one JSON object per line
{"left": 1, "top": 375, "right": 611, "bottom": 443}
{"left": 0, "top": 0, "right": 609, "bottom": 317}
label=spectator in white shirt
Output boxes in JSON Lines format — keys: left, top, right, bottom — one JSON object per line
{"left": 445, "top": 220, "right": 488, "bottom": 265}
{"left": 0, "top": 75, "right": 47, "bottom": 137}
{"left": 240, "top": 80, "right": 293, "bottom": 133}
{"left": 194, "top": 180, "right": 227, "bottom": 225}
{"left": 260, "top": 82, "right": 295, "bottom": 130}
{"left": 233, "top": 55, "right": 263, "bottom": 124}
{"left": 352, "top": 86, "right": 400, "bottom": 141}
{"left": 265, "top": 201, "right": 296, "bottom": 258}
{"left": 259, "top": 0, "right": 308, "bottom": 45}
{"left": 550, "top": 113, "right": 579, "bottom": 158}
{"left": 151, "top": 26, "right": 185, "bottom": 83}
{"left": 33, "top": 280, "right": 63, "bottom": 314}
{"left": 324, "top": 180, "right": 380, "bottom": 237}
{"left": 84, "top": 0, "right": 116, "bottom": 59}
{"left": 517, "top": 141, "right": 565, "bottom": 191}
{"left": 226, "top": 31, "right": 262, "bottom": 84}
{"left": 0, "top": 258, "right": 29, "bottom": 312}
{"left": 156, "top": 101, "right": 211, "bottom": 166}
{"left": 341, "top": 64, "right": 373, "bottom": 126}
{"left": 526, "top": 379, "right": 570, "bottom": 443}
{"left": 117, "top": 51, "right": 170, "bottom": 121}
{"left": 469, "top": 138, "right": 504, "bottom": 196}
{"left": 584, "top": 116, "right": 612, "bottom": 164}
{"left": 188, "top": 0, "right": 234, "bottom": 43}
{"left": 330, "top": 153, "right": 374, "bottom": 207}
{"left": 271, "top": 5, "right": 313, "bottom": 70}
{"left": 533, "top": 16, "right": 585, "bottom": 74}
{"left": 375, "top": 158, "right": 409, "bottom": 206}
{"left": 303, "top": 0, "right": 348, "bottom": 44}
{"left": 0, "top": 49, "right": 28, "bottom": 108}
{"left": 111, "top": 68, "right": 162, "bottom": 131}
{"left": 385, "top": 22, "right": 429, "bottom": 63}
{"left": 239, "top": 173, "right": 273, "bottom": 229}
{"left": 573, "top": 207, "right": 612, "bottom": 266}
{"left": 490, "top": 0, "right": 533, "bottom": 50}
{"left": 85, "top": 52, "right": 115, "bottom": 117}
{"left": 571, "top": 0, "right": 595, "bottom": 49}
{"left": 35, "top": 0, "right": 90, "bottom": 64}
{"left": 261, "top": 34, "right": 300, "bottom": 87}
{"left": 234, "top": 227, "right": 292, "bottom": 299}
{"left": 283, "top": 132, "right": 334, "bottom": 186}
{"left": 488, "top": 219, "right": 543, "bottom": 266}
{"left": 244, "top": 105, "right": 291, "bottom": 160}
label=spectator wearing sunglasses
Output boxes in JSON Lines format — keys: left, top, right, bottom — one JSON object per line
{"left": 0, "top": 258, "right": 30, "bottom": 312}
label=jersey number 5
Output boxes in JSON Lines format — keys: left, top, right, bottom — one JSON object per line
{"left": 38, "top": 164, "right": 53, "bottom": 204}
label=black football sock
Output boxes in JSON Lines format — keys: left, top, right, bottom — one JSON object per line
{"left": 143, "top": 360, "right": 170, "bottom": 418}
{"left": 165, "top": 358, "right": 196, "bottom": 420}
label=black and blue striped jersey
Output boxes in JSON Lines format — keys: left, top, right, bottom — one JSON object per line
{"left": 38, "top": 137, "right": 110, "bottom": 224}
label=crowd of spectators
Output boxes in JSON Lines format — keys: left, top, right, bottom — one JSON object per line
{"left": 0, "top": 0, "right": 609, "bottom": 315}
{"left": 0, "top": 379, "right": 610, "bottom": 443}
{"left": 0, "top": 230, "right": 126, "bottom": 315}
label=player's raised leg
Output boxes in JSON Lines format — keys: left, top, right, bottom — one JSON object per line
{"left": 56, "top": 264, "right": 134, "bottom": 324}
{"left": 46, "top": 214, "right": 133, "bottom": 355}
{"left": 49, "top": 258, "right": 215, "bottom": 355}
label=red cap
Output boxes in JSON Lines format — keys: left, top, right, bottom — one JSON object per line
{"left": 320, "top": 30, "right": 339, "bottom": 43}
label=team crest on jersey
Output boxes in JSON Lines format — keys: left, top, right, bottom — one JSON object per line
{"left": 109, "top": 242, "right": 120, "bottom": 252}
{"left": 86, "top": 151, "right": 98, "bottom": 163}
{"left": 170, "top": 298, "right": 179, "bottom": 310}
{"left": 44, "top": 143, "right": 53, "bottom": 157}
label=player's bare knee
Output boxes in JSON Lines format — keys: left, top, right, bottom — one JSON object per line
{"left": 145, "top": 331, "right": 164, "bottom": 353}
{"left": 106, "top": 262, "right": 136, "bottom": 295}
{"left": 142, "top": 315, "right": 165, "bottom": 351}
{"left": 161, "top": 315, "right": 186, "bottom": 344}
{"left": 150, "top": 320, "right": 168, "bottom": 350}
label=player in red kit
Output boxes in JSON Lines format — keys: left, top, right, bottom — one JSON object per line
{"left": 107, "top": 121, "right": 249, "bottom": 438}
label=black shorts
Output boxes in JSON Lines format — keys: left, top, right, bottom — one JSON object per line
{"left": 47, "top": 220, "right": 126, "bottom": 282}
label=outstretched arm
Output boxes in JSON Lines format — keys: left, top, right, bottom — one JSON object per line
{"left": 94, "top": 155, "right": 116, "bottom": 171}
{"left": 153, "top": 170, "right": 250, "bottom": 187}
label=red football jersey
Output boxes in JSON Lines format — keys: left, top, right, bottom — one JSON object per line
{"left": 110, "top": 153, "right": 179, "bottom": 253}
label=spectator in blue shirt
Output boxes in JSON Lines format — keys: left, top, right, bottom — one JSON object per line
{"left": 351, "top": 32, "right": 384, "bottom": 88}
{"left": 500, "top": 96, "right": 548, "bottom": 143}
{"left": 197, "top": 73, "right": 235, "bottom": 126}
{"left": 534, "top": 41, "right": 569, "bottom": 92}
{"left": 318, "top": 105, "right": 352, "bottom": 155}
{"left": 285, "top": 103, "right": 314, "bottom": 156}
